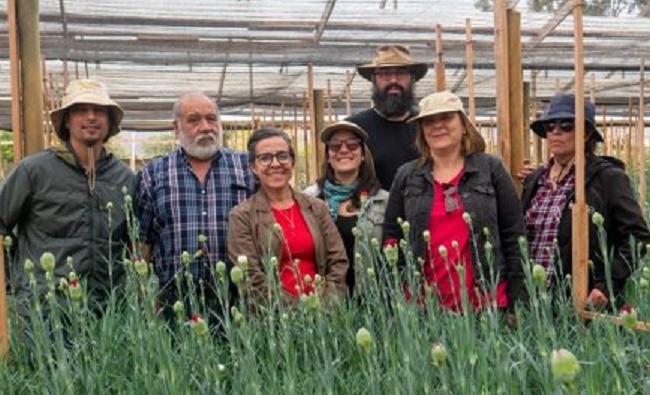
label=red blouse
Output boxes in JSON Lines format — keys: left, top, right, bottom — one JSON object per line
{"left": 425, "top": 169, "right": 507, "bottom": 312}
{"left": 272, "top": 203, "right": 318, "bottom": 298}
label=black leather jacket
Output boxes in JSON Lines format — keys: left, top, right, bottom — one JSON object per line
{"left": 384, "top": 153, "right": 526, "bottom": 308}
{"left": 521, "top": 155, "right": 650, "bottom": 303}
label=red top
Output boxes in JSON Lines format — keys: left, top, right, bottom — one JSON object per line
{"left": 425, "top": 169, "right": 507, "bottom": 312}
{"left": 272, "top": 204, "right": 317, "bottom": 298}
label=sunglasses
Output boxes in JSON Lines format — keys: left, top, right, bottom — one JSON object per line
{"left": 544, "top": 119, "right": 575, "bottom": 134}
{"left": 255, "top": 151, "right": 292, "bottom": 166}
{"left": 326, "top": 137, "right": 362, "bottom": 153}
{"left": 442, "top": 184, "right": 459, "bottom": 214}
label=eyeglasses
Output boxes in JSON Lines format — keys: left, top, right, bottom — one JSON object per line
{"left": 326, "top": 138, "right": 362, "bottom": 153}
{"left": 255, "top": 151, "right": 292, "bottom": 166}
{"left": 544, "top": 119, "right": 575, "bottom": 134}
{"left": 442, "top": 184, "right": 459, "bottom": 214}
{"left": 373, "top": 69, "right": 411, "bottom": 80}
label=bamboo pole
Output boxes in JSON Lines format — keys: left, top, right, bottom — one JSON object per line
{"left": 465, "top": 19, "right": 476, "bottom": 124}
{"left": 18, "top": 0, "right": 45, "bottom": 156}
{"left": 308, "top": 63, "right": 319, "bottom": 182}
{"left": 602, "top": 105, "right": 610, "bottom": 155}
{"left": 435, "top": 24, "right": 446, "bottom": 91}
{"left": 627, "top": 98, "right": 633, "bottom": 166}
{"left": 281, "top": 100, "right": 286, "bottom": 132}
{"left": 8, "top": 0, "right": 23, "bottom": 162}
{"left": 532, "top": 75, "right": 542, "bottom": 166}
{"left": 312, "top": 90, "right": 325, "bottom": 178}
{"left": 572, "top": 0, "right": 589, "bottom": 314}
{"left": 494, "top": 0, "right": 511, "bottom": 168}
{"left": 637, "top": 59, "right": 646, "bottom": 211}
{"left": 292, "top": 94, "right": 300, "bottom": 186}
{"left": 302, "top": 92, "right": 310, "bottom": 185}
{"left": 523, "top": 81, "right": 531, "bottom": 163}
{"left": 507, "top": 9, "right": 524, "bottom": 189}
{"left": 326, "top": 79, "right": 333, "bottom": 123}
{"left": 0, "top": 237, "right": 7, "bottom": 358}
{"left": 345, "top": 70, "right": 353, "bottom": 117}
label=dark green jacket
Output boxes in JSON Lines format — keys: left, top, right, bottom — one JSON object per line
{"left": 0, "top": 145, "right": 136, "bottom": 311}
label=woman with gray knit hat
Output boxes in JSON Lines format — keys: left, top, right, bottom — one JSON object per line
{"left": 383, "top": 91, "right": 525, "bottom": 317}
{"left": 521, "top": 93, "right": 650, "bottom": 310}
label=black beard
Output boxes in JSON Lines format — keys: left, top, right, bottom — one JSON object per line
{"left": 372, "top": 83, "right": 415, "bottom": 117}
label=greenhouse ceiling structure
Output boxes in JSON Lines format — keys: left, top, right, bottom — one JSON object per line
{"left": 1, "top": 0, "right": 649, "bottom": 130}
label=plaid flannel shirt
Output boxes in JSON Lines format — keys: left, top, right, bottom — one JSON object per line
{"left": 136, "top": 148, "right": 254, "bottom": 285}
{"left": 524, "top": 164, "right": 575, "bottom": 285}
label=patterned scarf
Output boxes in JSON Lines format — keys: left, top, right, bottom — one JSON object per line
{"left": 323, "top": 180, "right": 357, "bottom": 221}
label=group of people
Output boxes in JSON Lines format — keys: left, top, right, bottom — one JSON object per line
{"left": 1, "top": 44, "right": 648, "bottom": 332}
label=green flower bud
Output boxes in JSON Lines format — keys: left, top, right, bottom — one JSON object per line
{"left": 438, "top": 245, "right": 448, "bottom": 260}
{"left": 215, "top": 261, "right": 227, "bottom": 275}
{"left": 231, "top": 266, "right": 244, "bottom": 286}
{"left": 24, "top": 259, "right": 35, "bottom": 274}
{"left": 550, "top": 349, "right": 580, "bottom": 384}
{"left": 68, "top": 279, "right": 82, "bottom": 301}
{"left": 181, "top": 251, "right": 191, "bottom": 265}
{"left": 40, "top": 252, "right": 56, "bottom": 273}
{"left": 532, "top": 264, "right": 547, "bottom": 287}
{"left": 355, "top": 327, "right": 373, "bottom": 354}
{"left": 198, "top": 234, "right": 208, "bottom": 243}
{"left": 462, "top": 212, "right": 472, "bottom": 225}
{"left": 431, "top": 342, "right": 447, "bottom": 366}
{"left": 106, "top": 201, "right": 114, "bottom": 211}
{"left": 237, "top": 255, "right": 249, "bottom": 270}
{"left": 173, "top": 301, "right": 185, "bottom": 315}
{"left": 134, "top": 257, "right": 149, "bottom": 277}
{"left": 591, "top": 212, "right": 604, "bottom": 228}
{"left": 190, "top": 314, "right": 209, "bottom": 336}
{"left": 2, "top": 236, "right": 12, "bottom": 250}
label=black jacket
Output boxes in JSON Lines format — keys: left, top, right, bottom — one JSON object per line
{"left": 384, "top": 153, "right": 526, "bottom": 308}
{"left": 521, "top": 155, "right": 650, "bottom": 302}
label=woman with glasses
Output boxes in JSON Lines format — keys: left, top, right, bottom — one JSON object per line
{"left": 304, "top": 121, "right": 388, "bottom": 297}
{"left": 227, "top": 128, "right": 348, "bottom": 310}
{"left": 384, "top": 91, "right": 525, "bottom": 318}
{"left": 522, "top": 93, "right": 649, "bottom": 309}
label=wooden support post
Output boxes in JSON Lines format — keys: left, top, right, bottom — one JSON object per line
{"left": 8, "top": 0, "right": 23, "bottom": 163}
{"left": 302, "top": 93, "right": 310, "bottom": 185}
{"left": 465, "top": 19, "right": 476, "bottom": 124}
{"left": 637, "top": 59, "right": 646, "bottom": 212}
{"left": 281, "top": 100, "right": 286, "bottom": 131}
{"left": 507, "top": 9, "right": 524, "bottom": 189}
{"left": 0, "top": 237, "right": 7, "bottom": 358}
{"left": 435, "top": 24, "right": 446, "bottom": 91}
{"left": 326, "top": 79, "right": 333, "bottom": 123}
{"left": 523, "top": 81, "right": 531, "bottom": 163}
{"left": 571, "top": 0, "right": 589, "bottom": 314}
{"left": 627, "top": 98, "right": 633, "bottom": 167}
{"left": 532, "top": 75, "right": 542, "bottom": 166}
{"left": 345, "top": 70, "right": 354, "bottom": 117}
{"left": 494, "top": 0, "right": 511, "bottom": 168}
{"left": 312, "top": 89, "right": 325, "bottom": 179}
{"left": 602, "top": 105, "right": 611, "bottom": 155}
{"left": 292, "top": 94, "right": 300, "bottom": 186}
{"left": 589, "top": 73, "right": 596, "bottom": 104}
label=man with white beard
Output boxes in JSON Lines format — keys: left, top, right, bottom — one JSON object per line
{"left": 136, "top": 93, "right": 255, "bottom": 330}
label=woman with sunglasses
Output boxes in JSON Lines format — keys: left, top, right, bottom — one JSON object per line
{"left": 304, "top": 121, "right": 388, "bottom": 297}
{"left": 228, "top": 129, "right": 348, "bottom": 310}
{"left": 384, "top": 91, "right": 525, "bottom": 317}
{"left": 522, "top": 93, "right": 649, "bottom": 309}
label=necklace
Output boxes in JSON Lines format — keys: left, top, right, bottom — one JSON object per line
{"left": 274, "top": 204, "right": 296, "bottom": 231}
{"left": 550, "top": 158, "right": 573, "bottom": 192}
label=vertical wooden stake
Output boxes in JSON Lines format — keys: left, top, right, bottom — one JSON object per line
{"left": 571, "top": 0, "right": 589, "bottom": 315}
{"left": 292, "top": 94, "right": 300, "bottom": 186}
{"left": 494, "top": 0, "right": 511, "bottom": 168}
{"left": 302, "top": 93, "right": 310, "bottom": 185}
{"left": 326, "top": 79, "right": 333, "bottom": 123}
{"left": 507, "top": 9, "right": 524, "bottom": 189}
{"left": 637, "top": 59, "right": 646, "bottom": 212}
{"left": 465, "top": 18, "right": 476, "bottom": 124}
{"left": 435, "top": 24, "right": 446, "bottom": 91}
{"left": 345, "top": 70, "right": 353, "bottom": 117}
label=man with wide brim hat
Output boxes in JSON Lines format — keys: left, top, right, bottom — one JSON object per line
{"left": 0, "top": 79, "right": 135, "bottom": 319}
{"left": 356, "top": 44, "right": 428, "bottom": 82}
{"left": 347, "top": 45, "right": 429, "bottom": 190}
{"left": 50, "top": 79, "right": 124, "bottom": 142}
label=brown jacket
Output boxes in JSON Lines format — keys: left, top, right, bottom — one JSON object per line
{"left": 227, "top": 189, "right": 349, "bottom": 308}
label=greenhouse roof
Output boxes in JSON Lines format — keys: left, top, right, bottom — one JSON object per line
{"left": 0, "top": 0, "right": 649, "bottom": 130}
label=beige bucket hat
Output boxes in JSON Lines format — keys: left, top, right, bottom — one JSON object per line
{"left": 409, "top": 90, "right": 485, "bottom": 148}
{"left": 357, "top": 44, "right": 428, "bottom": 82}
{"left": 320, "top": 120, "right": 369, "bottom": 143}
{"left": 50, "top": 79, "right": 124, "bottom": 140}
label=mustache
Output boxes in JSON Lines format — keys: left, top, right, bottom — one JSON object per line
{"left": 383, "top": 84, "right": 404, "bottom": 94}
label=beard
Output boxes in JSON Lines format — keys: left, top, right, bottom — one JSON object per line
{"left": 372, "top": 82, "right": 415, "bottom": 117}
{"left": 179, "top": 130, "right": 221, "bottom": 160}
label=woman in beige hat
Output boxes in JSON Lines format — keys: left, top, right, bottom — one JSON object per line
{"left": 304, "top": 121, "right": 388, "bottom": 297}
{"left": 383, "top": 91, "right": 525, "bottom": 317}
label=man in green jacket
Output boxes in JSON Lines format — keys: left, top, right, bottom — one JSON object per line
{"left": 0, "top": 79, "right": 136, "bottom": 316}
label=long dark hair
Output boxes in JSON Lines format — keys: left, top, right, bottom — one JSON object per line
{"left": 316, "top": 143, "right": 381, "bottom": 210}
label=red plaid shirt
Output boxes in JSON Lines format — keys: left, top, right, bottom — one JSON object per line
{"left": 524, "top": 162, "right": 575, "bottom": 285}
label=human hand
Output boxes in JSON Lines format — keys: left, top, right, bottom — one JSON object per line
{"left": 516, "top": 159, "right": 535, "bottom": 183}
